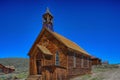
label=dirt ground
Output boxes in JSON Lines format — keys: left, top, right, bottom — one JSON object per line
{"left": 0, "top": 65, "right": 120, "bottom": 80}
{"left": 71, "top": 65, "right": 120, "bottom": 80}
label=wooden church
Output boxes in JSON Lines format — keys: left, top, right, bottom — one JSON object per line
{"left": 27, "top": 8, "right": 92, "bottom": 80}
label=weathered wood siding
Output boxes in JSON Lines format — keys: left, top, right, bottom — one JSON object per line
{"left": 28, "top": 30, "right": 92, "bottom": 80}
{"left": 38, "top": 31, "right": 67, "bottom": 68}
{"left": 33, "top": 30, "right": 68, "bottom": 80}
{"left": 67, "top": 52, "right": 91, "bottom": 78}
{"left": 0, "top": 64, "right": 15, "bottom": 74}
{"left": 91, "top": 58, "right": 101, "bottom": 65}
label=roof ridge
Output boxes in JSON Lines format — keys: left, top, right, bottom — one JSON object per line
{"left": 45, "top": 28, "right": 90, "bottom": 55}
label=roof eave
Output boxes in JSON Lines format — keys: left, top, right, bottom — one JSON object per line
{"left": 28, "top": 28, "right": 48, "bottom": 56}
{"left": 67, "top": 47, "right": 91, "bottom": 57}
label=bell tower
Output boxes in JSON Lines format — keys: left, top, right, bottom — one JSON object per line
{"left": 42, "top": 8, "right": 54, "bottom": 31}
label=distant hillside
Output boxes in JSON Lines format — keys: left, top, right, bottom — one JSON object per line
{"left": 0, "top": 58, "right": 29, "bottom": 73}
{"left": 0, "top": 58, "right": 29, "bottom": 79}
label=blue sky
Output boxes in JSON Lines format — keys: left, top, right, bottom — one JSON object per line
{"left": 0, "top": 0, "right": 120, "bottom": 64}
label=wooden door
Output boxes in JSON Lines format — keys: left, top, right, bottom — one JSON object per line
{"left": 36, "top": 60, "right": 42, "bottom": 75}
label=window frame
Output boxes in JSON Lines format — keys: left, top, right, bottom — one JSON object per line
{"left": 87, "top": 57, "right": 89, "bottom": 68}
{"left": 73, "top": 53, "right": 76, "bottom": 68}
{"left": 81, "top": 55, "right": 84, "bottom": 68}
{"left": 55, "top": 51, "right": 60, "bottom": 66}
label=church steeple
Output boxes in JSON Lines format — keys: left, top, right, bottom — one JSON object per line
{"left": 42, "top": 8, "right": 54, "bottom": 31}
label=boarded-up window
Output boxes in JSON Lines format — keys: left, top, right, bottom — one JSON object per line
{"left": 55, "top": 51, "right": 60, "bottom": 66}
{"left": 73, "top": 53, "right": 76, "bottom": 68}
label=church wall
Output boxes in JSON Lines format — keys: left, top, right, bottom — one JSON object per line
{"left": 41, "top": 67, "right": 67, "bottom": 80}
{"left": 29, "top": 47, "right": 39, "bottom": 75}
{"left": 67, "top": 52, "right": 91, "bottom": 78}
{"left": 38, "top": 30, "right": 67, "bottom": 68}
{"left": 55, "top": 67, "right": 67, "bottom": 80}
{"left": 28, "top": 30, "right": 92, "bottom": 79}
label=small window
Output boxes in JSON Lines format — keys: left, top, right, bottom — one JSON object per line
{"left": 87, "top": 57, "right": 89, "bottom": 68}
{"left": 73, "top": 53, "right": 76, "bottom": 68}
{"left": 81, "top": 55, "right": 84, "bottom": 68}
{"left": 55, "top": 51, "right": 60, "bottom": 66}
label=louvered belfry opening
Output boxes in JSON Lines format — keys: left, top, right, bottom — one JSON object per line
{"left": 42, "top": 8, "right": 54, "bottom": 31}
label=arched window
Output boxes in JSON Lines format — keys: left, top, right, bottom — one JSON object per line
{"left": 55, "top": 51, "right": 60, "bottom": 66}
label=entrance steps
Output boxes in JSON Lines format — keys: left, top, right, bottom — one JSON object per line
{"left": 26, "top": 75, "right": 42, "bottom": 80}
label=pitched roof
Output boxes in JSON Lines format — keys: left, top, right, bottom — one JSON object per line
{"left": 91, "top": 56, "right": 96, "bottom": 59}
{"left": 0, "top": 64, "right": 4, "bottom": 68}
{"left": 91, "top": 56, "right": 101, "bottom": 60}
{"left": 28, "top": 28, "right": 90, "bottom": 56}
{"left": 37, "top": 44, "right": 53, "bottom": 55}
{"left": 46, "top": 28, "right": 90, "bottom": 56}
{"left": 5, "top": 66, "right": 15, "bottom": 69}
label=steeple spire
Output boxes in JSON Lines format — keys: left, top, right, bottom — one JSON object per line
{"left": 42, "top": 8, "right": 54, "bottom": 31}
{"left": 46, "top": 7, "right": 50, "bottom": 13}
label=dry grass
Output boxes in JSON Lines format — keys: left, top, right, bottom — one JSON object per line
{"left": 71, "top": 64, "right": 120, "bottom": 80}
{"left": 0, "top": 58, "right": 29, "bottom": 80}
